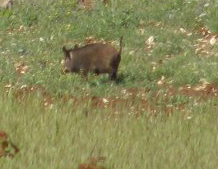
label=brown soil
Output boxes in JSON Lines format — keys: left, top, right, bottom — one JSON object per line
{"left": 0, "top": 131, "right": 19, "bottom": 158}
{"left": 4, "top": 82, "right": 218, "bottom": 119}
{"left": 78, "top": 156, "right": 107, "bottom": 169}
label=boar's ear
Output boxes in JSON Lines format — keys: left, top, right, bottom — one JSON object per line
{"left": 62, "top": 46, "right": 70, "bottom": 58}
{"left": 62, "top": 46, "right": 68, "bottom": 53}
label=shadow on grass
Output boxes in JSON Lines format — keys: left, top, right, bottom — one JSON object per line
{"left": 86, "top": 73, "right": 127, "bottom": 87}
{"left": 87, "top": 72, "right": 152, "bottom": 87}
{"left": 115, "top": 73, "right": 126, "bottom": 84}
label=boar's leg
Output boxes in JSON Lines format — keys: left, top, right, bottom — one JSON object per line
{"left": 109, "top": 71, "right": 117, "bottom": 81}
{"left": 109, "top": 55, "right": 120, "bottom": 81}
{"left": 93, "top": 68, "right": 100, "bottom": 76}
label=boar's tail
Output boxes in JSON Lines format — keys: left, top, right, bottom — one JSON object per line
{"left": 119, "top": 36, "right": 123, "bottom": 55}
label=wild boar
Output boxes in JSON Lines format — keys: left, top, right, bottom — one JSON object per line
{"left": 62, "top": 36, "right": 123, "bottom": 80}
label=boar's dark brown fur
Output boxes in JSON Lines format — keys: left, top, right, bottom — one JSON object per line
{"left": 62, "top": 36, "right": 123, "bottom": 80}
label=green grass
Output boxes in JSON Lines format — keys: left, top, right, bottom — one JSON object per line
{"left": 0, "top": 92, "right": 218, "bottom": 169}
{"left": 0, "top": 0, "right": 218, "bottom": 168}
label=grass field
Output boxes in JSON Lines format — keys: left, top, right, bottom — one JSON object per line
{"left": 0, "top": 0, "right": 218, "bottom": 168}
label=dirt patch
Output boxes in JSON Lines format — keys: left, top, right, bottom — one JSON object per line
{"left": 194, "top": 27, "right": 218, "bottom": 57}
{"left": 0, "top": 131, "right": 19, "bottom": 158}
{"left": 77, "top": 0, "right": 110, "bottom": 10}
{"left": 14, "top": 61, "right": 29, "bottom": 75}
{"left": 78, "top": 156, "right": 107, "bottom": 169}
{"left": 4, "top": 82, "right": 218, "bottom": 118}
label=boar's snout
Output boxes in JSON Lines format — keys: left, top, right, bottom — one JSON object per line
{"left": 61, "top": 59, "right": 70, "bottom": 74}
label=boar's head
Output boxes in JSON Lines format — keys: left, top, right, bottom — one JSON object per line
{"left": 62, "top": 46, "right": 73, "bottom": 74}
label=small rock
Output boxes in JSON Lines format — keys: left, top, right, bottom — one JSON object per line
{"left": 0, "top": 0, "right": 13, "bottom": 9}
{"left": 210, "top": 36, "right": 216, "bottom": 45}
